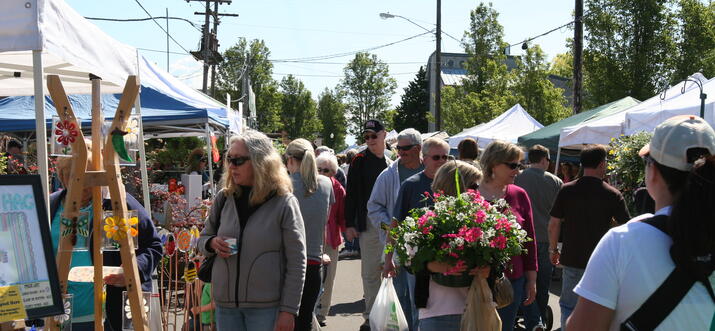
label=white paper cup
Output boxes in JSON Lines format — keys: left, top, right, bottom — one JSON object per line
{"left": 225, "top": 238, "right": 238, "bottom": 255}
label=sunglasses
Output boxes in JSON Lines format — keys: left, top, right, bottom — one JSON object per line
{"left": 468, "top": 182, "right": 480, "bottom": 190}
{"left": 428, "top": 154, "right": 453, "bottom": 161}
{"left": 363, "top": 134, "right": 379, "bottom": 141}
{"left": 396, "top": 144, "right": 416, "bottom": 151}
{"left": 317, "top": 167, "right": 331, "bottom": 174}
{"left": 503, "top": 162, "right": 522, "bottom": 170}
{"left": 227, "top": 156, "right": 250, "bottom": 166}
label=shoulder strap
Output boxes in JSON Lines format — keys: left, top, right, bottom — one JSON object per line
{"left": 214, "top": 191, "right": 228, "bottom": 230}
{"left": 620, "top": 215, "right": 696, "bottom": 331}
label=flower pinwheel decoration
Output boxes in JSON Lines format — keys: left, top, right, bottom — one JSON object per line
{"left": 55, "top": 120, "right": 78, "bottom": 145}
{"left": 124, "top": 297, "right": 149, "bottom": 320}
{"left": 104, "top": 216, "right": 138, "bottom": 242}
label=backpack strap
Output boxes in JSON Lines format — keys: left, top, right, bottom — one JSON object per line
{"left": 620, "top": 215, "right": 696, "bottom": 331}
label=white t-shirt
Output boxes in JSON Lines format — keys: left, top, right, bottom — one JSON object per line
{"left": 574, "top": 208, "right": 715, "bottom": 330}
{"left": 418, "top": 279, "right": 469, "bottom": 320}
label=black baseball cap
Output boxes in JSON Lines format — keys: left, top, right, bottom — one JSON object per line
{"left": 362, "top": 120, "right": 385, "bottom": 133}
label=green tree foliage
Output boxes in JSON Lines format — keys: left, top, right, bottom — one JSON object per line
{"left": 549, "top": 52, "right": 574, "bottom": 79}
{"left": 674, "top": 0, "right": 715, "bottom": 80}
{"left": 279, "top": 75, "right": 321, "bottom": 140}
{"left": 317, "top": 88, "right": 348, "bottom": 150}
{"left": 393, "top": 66, "right": 429, "bottom": 133}
{"left": 340, "top": 52, "right": 397, "bottom": 138}
{"left": 583, "top": 0, "right": 676, "bottom": 107}
{"left": 216, "top": 38, "right": 282, "bottom": 132}
{"left": 510, "top": 45, "right": 570, "bottom": 125}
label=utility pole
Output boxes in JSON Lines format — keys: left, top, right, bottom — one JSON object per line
{"left": 435, "top": 0, "right": 442, "bottom": 131}
{"left": 211, "top": 1, "right": 219, "bottom": 96}
{"left": 188, "top": 0, "right": 238, "bottom": 94}
{"left": 573, "top": 0, "right": 583, "bottom": 114}
{"left": 166, "top": 8, "right": 169, "bottom": 72}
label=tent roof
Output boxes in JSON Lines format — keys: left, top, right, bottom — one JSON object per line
{"left": 0, "top": 0, "right": 137, "bottom": 96}
{"left": 449, "top": 104, "right": 543, "bottom": 148}
{"left": 625, "top": 78, "right": 715, "bottom": 135}
{"left": 518, "top": 97, "right": 640, "bottom": 152}
{"left": 559, "top": 74, "right": 708, "bottom": 148}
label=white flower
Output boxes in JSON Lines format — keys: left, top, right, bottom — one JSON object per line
{"left": 124, "top": 298, "right": 149, "bottom": 319}
{"left": 453, "top": 237, "right": 465, "bottom": 247}
{"left": 404, "top": 217, "right": 416, "bottom": 228}
{"left": 53, "top": 300, "right": 71, "bottom": 323}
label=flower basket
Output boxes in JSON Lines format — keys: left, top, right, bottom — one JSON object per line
{"left": 387, "top": 189, "right": 530, "bottom": 281}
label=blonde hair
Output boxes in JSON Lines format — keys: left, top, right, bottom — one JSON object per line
{"left": 432, "top": 160, "right": 483, "bottom": 196}
{"left": 223, "top": 131, "right": 292, "bottom": 205}
{"left": 422, "top": 137, "right": 450, "bottom": 156}
{"left": 56, "top": 141, "right": 92, "bottom": 188}
{"left": 479, "top": 140, "right": 523, "bottom": 180}
{"left": 285, "top": 138, "right": 318, "bottom": 195}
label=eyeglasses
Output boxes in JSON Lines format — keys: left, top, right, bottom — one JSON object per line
{"left": 468, "top": 182, "right": 480, "bottom": 190}
{"left": 503, "top": 162, "right": 522, "bottom": 170}
{"left": 396, "top": 144, "right": 416, "bottom": 151}
{"left": 227, "top": 156, "right": 250, "bottom": 166}
{"left": 317, "top": 167, "right": 331, "bottom": 174}
{"left": 428, "top": 154, "right": 453, "bottom": 161}
{"left": 363, "top": 134, "right": 378, "bottom": 141}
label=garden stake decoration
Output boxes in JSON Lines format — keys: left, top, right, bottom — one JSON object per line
{"left": 111, "top": 127, "right": 133, "bottom": 163}
{"left": 47, "top": 75, "right": 149, "bottom": 331}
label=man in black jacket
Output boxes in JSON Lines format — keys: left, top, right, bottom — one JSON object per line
{"left": 344, "top": 120, "right": 392, "bottom": 330}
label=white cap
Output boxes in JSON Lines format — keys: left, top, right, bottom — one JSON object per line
{"left": 639, "top": 115, "right": 715, "bottom": 171}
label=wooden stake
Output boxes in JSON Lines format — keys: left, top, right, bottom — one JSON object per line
{"left": 90, "top": 76, "right": 105, "bottom": 331}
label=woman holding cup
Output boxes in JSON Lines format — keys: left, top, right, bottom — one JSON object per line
{"left": 198, "top": 131, "right": 307, "bottom": 331}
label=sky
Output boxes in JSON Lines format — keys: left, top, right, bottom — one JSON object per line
{"left": 67, "top": 0, "right": 576, "bottom": 144}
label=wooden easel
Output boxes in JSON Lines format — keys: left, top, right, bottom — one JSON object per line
{"left": 47, "top": 75, "right": 148, "bottom": 331}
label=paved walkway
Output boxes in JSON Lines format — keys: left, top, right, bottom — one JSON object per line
{"left": 322, "top": 258, "right": 564, "bottom": 331}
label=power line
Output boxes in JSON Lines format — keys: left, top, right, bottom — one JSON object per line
{"left": 137, "top": 47, "right": 190, "bottom": 56}
{"left": 507, "top": 12, "right": 591, "bottom": 48}
{"left": 271, "top": 71, "right": 418, "bottom": 78}
{"left": 132, "top": 0, "right": 193, "bottom": 55}
{"left": 85, "top": 16, "right": 202, "bottom": 32}
{"left": 271, "top": 31, "right": 433, "bottom": 62}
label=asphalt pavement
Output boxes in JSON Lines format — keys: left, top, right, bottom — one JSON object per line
{"left": 321, "top": 258, "right": 564, "bottom": 331}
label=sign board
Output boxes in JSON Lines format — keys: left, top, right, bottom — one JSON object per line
{"left": 0, "top": 175, "right": 63, "bottom": 322}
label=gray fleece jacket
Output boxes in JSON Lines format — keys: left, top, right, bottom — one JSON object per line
{"left": 198, "top": 189, "right": 307, "bottom": 314}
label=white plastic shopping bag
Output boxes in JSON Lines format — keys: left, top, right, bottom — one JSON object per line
{"left": 369, "top": 277, "right": 409, "bottom": 331}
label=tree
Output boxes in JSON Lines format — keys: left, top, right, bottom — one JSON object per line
{"left": 393, "top": 66, "right": 429, "bottom": 133}
{"left": 510, "top": 45, "right": 570, "bottom": 125}
{"left": 216, "top": 38, "right": 282, "bottom": 132}
{"left": 317, "top": 88, "right": 348, "bottom": 150}
{"left": 674, "top": 0, "right": 715, "bottom": 80}
{"left": 279, "top": 75, "right": 321, "bottom": 140}
{"left": 549, "top": 52, "right": 574, "bottom": 79}
{"left": 583, "top": 0, "right": 676, "bottom": 107}
{"left": 340, "top": 52, "right": 397, "bottom": 138}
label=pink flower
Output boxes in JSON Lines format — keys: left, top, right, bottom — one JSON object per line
{"left": 421, "top": 226, "right": 433, "bottom": 234}
{"left": 490, "top": 235, "right": 507, "bottom": 249}
{"left": 441, "top": 242, "right": 451, "bottom": 249}
{"left": 495, "top": 218, "right": 512, "bottom": 232}
{"left": 464, "top": 227, "right": 483, "bottom": 242}
{"left": 474, "top": 210, "right": 487, "bottom": 224}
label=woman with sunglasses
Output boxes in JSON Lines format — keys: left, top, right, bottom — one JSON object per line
{"left": 284, "top": 139, "right": 335, "bottom": 331}
{"left": 479, "top": 140, "right": 538, "bottom": 331}
{"left": 187, "top": 148, "right": 210, "bottom": 184}
{"left": 198, "top": 131, "right": 306, "bottom": 331}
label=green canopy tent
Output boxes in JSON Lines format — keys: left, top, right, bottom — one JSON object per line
{"left": 518, "top": 96, "right": 640, "bottom": 155}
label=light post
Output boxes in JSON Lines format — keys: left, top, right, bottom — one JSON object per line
{"left": 380, "top": 5, "right": 442, "bottom": 131}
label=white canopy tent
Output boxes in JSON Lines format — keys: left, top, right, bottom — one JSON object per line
{"left": 449, "top": 104, "right": 543, "bottom": 149}
{"left": 558, "top": 73, "right": 709, "bottom": 149}
{"left": 624, "top": 77, "right": 715, "bottom": 135}
{"left": 0, "top": 0, "right": 140, "bottom": 208}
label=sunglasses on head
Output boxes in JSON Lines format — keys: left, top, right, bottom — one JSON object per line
{"left": 363, "top": 134, "right": 378, "bottom": 141}
{"left": 396, "top": 144, "right": 416, "bottom": 151}
{"left": 428, "top": 154, "right": 453, "bottom": 161}
{"left": 227, "top": 156, "right": 250, "bottom": 166}
{"left": 503, "top": 162, "right": 522, "bottom": 170}
{"left": 317, "top": 167, "right": 331, "bottom": 174}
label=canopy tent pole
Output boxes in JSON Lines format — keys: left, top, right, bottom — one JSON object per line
{"left": 206, "top": 123, "right": 215, "bottom": 196}
{"left": 554, "top": 147, "right": 561, "bottom": 176}
{"left": 135, "top": 52, "right": 151, "bottom": 209}
{"left": 32, "top": 50, "right": 50, "bottom": 221}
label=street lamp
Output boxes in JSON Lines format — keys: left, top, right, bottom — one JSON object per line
{"left": 379, "top": 5, "right": 442, "bottom": 131}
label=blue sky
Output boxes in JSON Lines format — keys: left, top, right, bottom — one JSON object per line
{"left": 67, "top": 0, "right": 575, "bottom": 143}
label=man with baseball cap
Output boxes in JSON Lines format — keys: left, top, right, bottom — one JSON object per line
{"left": 345, "top": 119, "right": 392, "bottom": 330}
{"left": 567, "top": 115, "right": 715, "bottom": 330}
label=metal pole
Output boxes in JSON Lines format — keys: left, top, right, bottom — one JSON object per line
{"left": 205, "top": 123, "right": 215, "bottom": 196}
{"left": 700, "top": 92, "right": 706, "bottom": 118}
{"left": 435, "top": 0, "right": 442, "bottom": 131}
{"left": 201, "top": 0, "right": 210, "bottom": 93}
{"left": 135, "top": 52, "right": 152, "bottom": 210}
{"left": 166, "top": 8, "right": 170, "bottom": 72}
{"left": 32, "top": 50, "right": 50, "bottom": 217}
{"left": 573, "top": 0, "right": 584, "bottom": 114}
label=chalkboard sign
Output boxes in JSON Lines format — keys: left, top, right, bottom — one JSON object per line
{"left": 0, "top": 175, "right": 63, "bottom": 322}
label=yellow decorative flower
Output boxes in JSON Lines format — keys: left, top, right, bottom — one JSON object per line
{"left": 104, "top": 216, "right": 128, "bottom": 241}
{"left": 127, "top": 216, "right": 139, "bottom": 237}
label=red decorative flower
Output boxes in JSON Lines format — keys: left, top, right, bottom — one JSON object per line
{"left": 55, "top": 120, "right": 78, "bottom": 145}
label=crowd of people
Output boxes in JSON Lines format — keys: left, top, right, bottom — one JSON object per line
{"left": 3, "top": 113, "right": 713, "bottom": 331}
